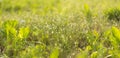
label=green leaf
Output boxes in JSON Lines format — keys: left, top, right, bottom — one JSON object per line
{"left": 112, "top": 27, "right": 120, "bottom": 39}
{"left": 90, "top": 51, "right": 98, "bottom": 58}
{"left": 18, "top": 27, "right": 30, "bottom": 39}
{"left": 50, "top": 47, "right": 59, "bottom": 58}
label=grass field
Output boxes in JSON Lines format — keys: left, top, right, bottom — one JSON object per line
{"left": 1, "top": 0, "right": 120, "bottom": 58}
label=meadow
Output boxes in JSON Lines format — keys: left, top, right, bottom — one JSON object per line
{"left": 1, "top": 0, "right": 120, "bottom": 58}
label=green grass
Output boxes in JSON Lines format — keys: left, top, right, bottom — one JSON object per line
{"left": 1, "top": 0, "right": 120, "bottom": 58}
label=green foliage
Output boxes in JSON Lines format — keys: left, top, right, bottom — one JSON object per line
{"left": 1, "top": 0, "right": 120, "bottom": 58}
{"left": 0, "top": 20, "right": 30, "bottom": 58}
{"left": 90, "top": 51, "right": 98, "bottom": 58}
{"left": 18, "top": 45, "right": 47, "bottom": 58}
{"left": 76, "top": 46, "right": 91, "bottom": 58}
{"left": 83, "top": 4, "right": 92, "bottom": 19}
{"left": 50, "top": 47, "right": 60, "bottom": 58}
{"left": 18, "top": 27, "right": 30, "bottom": 39}
{"left": 105, "top": 8, "right": 120, "bottom": 21}
{"left": 103, "top": 26, "right": 120, "bottom": 58}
